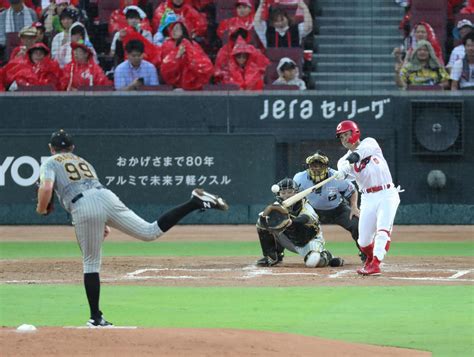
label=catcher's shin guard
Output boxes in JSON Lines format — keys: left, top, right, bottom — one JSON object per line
{"left": 256, "top": 228, "right": 284, "bottom": 264}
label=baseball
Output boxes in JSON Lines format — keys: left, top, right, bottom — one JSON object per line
{"left": 271, "top": 184, "right": 280, "bottom": 193}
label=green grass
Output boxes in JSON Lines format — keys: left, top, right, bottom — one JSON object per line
{"left": 1, "top": 285, "right": 473, "bottom": 356}
{"left": 1, "top": 241, "right": 473, "bottom": 259}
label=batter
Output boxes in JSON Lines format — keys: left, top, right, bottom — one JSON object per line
{"left": 36, "top": 130, "right": 229, "bottom": 326}
{"left": 333, "top": 120, "right": 401, "bottom": 276}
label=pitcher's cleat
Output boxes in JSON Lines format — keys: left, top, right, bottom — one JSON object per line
{"left": 87, "top": 314, "right": 113, "bottom": 327}
{"left": 192, "top": 189, "right": 229, "bottom": 211}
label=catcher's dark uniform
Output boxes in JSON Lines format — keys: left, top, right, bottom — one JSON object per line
{"left": 256, "top": 199, "right": 342, "bottom": 267}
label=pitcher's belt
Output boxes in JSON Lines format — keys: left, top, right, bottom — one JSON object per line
{"left": 71, "top": 186, "right": 103, "bottom": 204}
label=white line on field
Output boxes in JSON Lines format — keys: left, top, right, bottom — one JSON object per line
{"left": 2, "top": 266, "right": 473, "bottom": 284}
{"left": 124, "top": 275, "right": 206, "bottom": 280}
{"left": 390, "top": 277, "right": 474, "bottom": 282}
{"left": 448, "top": 270, "right": 472, "bottom": 279}
{"left": 64, "top": 326, "right": 138, "bottom": 329}
{"left": 328, "top": 270, "right": 353, "bottom": 278}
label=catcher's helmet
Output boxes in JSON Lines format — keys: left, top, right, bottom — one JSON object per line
{"left": 305, "top": 151, "right": 329, "bottom": 183}
{"left": 336, "top": 120, "right": 360, "bottom": 144}
{"left": 276, "top": 178, "right": 299, "bottom": 194}
{"left": 50, "top": 129, "right": 73, "bottom": 150}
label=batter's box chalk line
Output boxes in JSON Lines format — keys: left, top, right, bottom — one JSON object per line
{"left": 64, "top": 326, "right": 138, "bottom": 329}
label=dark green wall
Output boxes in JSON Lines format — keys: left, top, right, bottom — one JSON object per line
{"left": 0, "top": 92, "right": 472, "bottom": 224}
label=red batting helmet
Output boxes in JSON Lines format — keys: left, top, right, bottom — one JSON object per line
{"left": 336, "top": 120, "right": 360, "bottom": 144}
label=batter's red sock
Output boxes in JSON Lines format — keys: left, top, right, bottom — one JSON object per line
{"left": 385, "top": 240, "right": 391, "bottom": 253}
{"left": 360, "top": 243, "right": 374, "bottom": 264}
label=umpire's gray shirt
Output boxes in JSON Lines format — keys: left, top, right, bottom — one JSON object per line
{"left": 293, "top": 169, "right": 355, "bottom": 211}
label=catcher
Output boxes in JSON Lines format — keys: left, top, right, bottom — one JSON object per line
{"left": 255, "top": 178, "right": 344, "bottom": 268}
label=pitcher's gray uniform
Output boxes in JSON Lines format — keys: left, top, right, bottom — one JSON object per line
{"left": 37, "top": 129, "right": 228, "bottom": 327}
{"left": 40, "top": 152, "right": 162, "bottom": 274}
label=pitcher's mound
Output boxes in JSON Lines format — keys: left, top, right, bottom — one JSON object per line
{"left": 1, "top": 327, "right": 430, "bottom": 356}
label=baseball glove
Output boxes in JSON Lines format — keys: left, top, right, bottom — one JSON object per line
{"left": 260, "top": 203, "right": 291, "bottom": 230}
{"left": 35, "top": 181, "right": 55, "bottom": 216}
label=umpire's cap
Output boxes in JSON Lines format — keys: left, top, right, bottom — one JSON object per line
{"left": 50, "top": 129, "right": 73, "bottom": 149}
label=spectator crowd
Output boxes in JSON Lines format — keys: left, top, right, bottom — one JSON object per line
{"left": 394, "top": 0, "right": 474, "bottom": 90}
{"left": 0, "top": 0, "right": 314, "bottom": 91}
{"left": 2, "top": 1, "right": 471, "bottom": 92}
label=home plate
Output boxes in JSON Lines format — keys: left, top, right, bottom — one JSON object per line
{"left": 64, "top": 326, "right": 138, "bottom": 329}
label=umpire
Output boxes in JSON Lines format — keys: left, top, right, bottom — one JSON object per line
{"left": 293, "top": 151, "right": 366, "bottom": 262}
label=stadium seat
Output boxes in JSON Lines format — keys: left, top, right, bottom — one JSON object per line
{"left": 17, "top": 85, "right": 56, "bottom": 91}
{"left": 264, "top": 47, "right": 303, "bottom": 83}
{"left": 410, "top": 0, "right": 448, "bottom": 52}
{"left": 137, "top": 85, "right": 174, "bottom": 91}
{"left": 149, "top": 0, "right": 166, "bottom": 11}
{"left": 5, "top": 32, "right": 20, "bottom": 60}
{"left": 216, "top": 0, "right": 243, "bottom": 23}
{"left": 76, "top": 85, "right": 115, "bottom": 91}
{"left": 98, "top": 0, "right": 121, "bottom": 24}
{"left": 264, "top": 84, "right": 299, "bottom": 90}
{"left": 202, "top": 83, "right": 240, "bottom": 91}
{"left": 454, "top": 13, "right": 474, "bottom": 26}
{"left": 407, "top": 85, "right": 443, "bottom": 91}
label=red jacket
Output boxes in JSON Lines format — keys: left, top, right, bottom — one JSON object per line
{"left": 109, "top": 0, "right": 152, "bottom": 35}
{"left": 215, "top": 37, "right": 269, "bottom": 90}
{"left": 60, "top": 60, "right": 111, "bottom": 91}
{"left": 160, "top": 37, "right": 213, "bottom": 90}
{"left": 9, "top": 46, "right": 28, "bottom": 61}
{"left": 189, "top": 0, "right": 213, "bottom": 11}
{"left": 152, "top": 0, "right": 207, "bottom": 36}
{"left": 216, "top": 3, "right": 254, "bottom": 40}
{"left": 215, "top": 27, "right": 259, "bottom": 80}
{"left": 122, "top": 27, "right": 162, "bottom": 67}
{"left": 217, "top": 16, "right": 254, "bottom": 40}
{"left": 461, "top": 0, "right": 474, "bottom": 13}
{"left": 5, "top": 43, "right": 62, "bottom": 90}
{"left": 0, "top": 67, "right": 5, "bottom": 92}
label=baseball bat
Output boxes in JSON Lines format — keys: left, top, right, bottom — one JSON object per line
{"left": 281, "top": 175, "right": 336, "bottom": 208}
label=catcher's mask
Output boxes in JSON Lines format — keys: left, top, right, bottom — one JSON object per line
{"left": 275, "top": 178, "right": 299, "bottom": 201}
{"left": 305, "top": 151, "right": 329, "bottom": 183}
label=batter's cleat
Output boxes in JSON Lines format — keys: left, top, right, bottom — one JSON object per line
{"left": 192, "top": 189, "right": 229, "bottom": 211}
{"left": 87, "top": 315, "right": 113, "bottom": 327}
{"left": 358, "top": 257, "right": 381, "bottom": 276}
{"left": 356, "top": 259, "right": 372, "bottom": 275}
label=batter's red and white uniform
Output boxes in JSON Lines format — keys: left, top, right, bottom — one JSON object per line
{"left": 337, "top": 137, "right": 400, "bottom": 261}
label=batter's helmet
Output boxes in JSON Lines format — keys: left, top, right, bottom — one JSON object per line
{"left": 336, "top": 120, "right": 360, "bottom": 144}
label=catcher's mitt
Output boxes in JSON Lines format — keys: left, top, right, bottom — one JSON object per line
{"left": 260, "top": 203, "right": 291, "bottom": 230}
{"left": 35, "top": 180, "right": 55, "bottom": 216}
